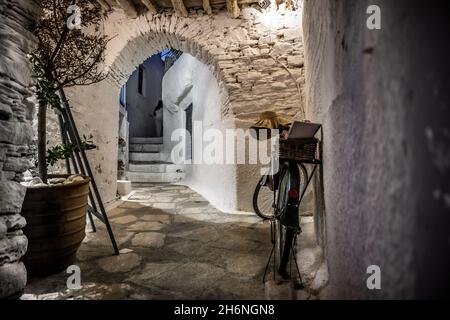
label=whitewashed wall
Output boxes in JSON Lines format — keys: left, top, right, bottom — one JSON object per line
{"left": 162, "top": 54, "right": 237, "bottom": 212}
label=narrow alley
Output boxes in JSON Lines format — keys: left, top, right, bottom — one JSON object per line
{"left": 23, "top": 184, "right": 323, "bottom": 300}
{"left": 1, "top": 0, "right": 449, "bottom": 304}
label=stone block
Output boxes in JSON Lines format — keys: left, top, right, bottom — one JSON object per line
{"left": 283, "top": 28, "right": 302, "bottom": 41}
{"left": 287, "top": 55, "right": 304, "bottom": 68}
{"left": 271, "top": 43, "right": 294, "bottom": 56}
{"left": 117, "top": 180, "right": 132, "bottom": 197}
{"left": 0, "top": 262, "right": 27, "bottom": 299}
{"left": 252, "top": 58, "right": 276, "bottom": 68}
{"left": 0, "top": 214, "right": 26, "bottom": 232}
{"left": 3, "top": 156, "right": 33, "bottom": 173}
{"left": 0, "top": 120, "right": 34, "bottom": 146}
{"left": 258, "top": 35, "right": 276, "bottom": 45}
{"left": 0, "top": 222, "right": 6, "bottom": 239}
{"left": 97, "top": 252, "right": 141, "bottom": 273}
{"left": 241, "top": 40, "right": 258, "bottom": 46}
{"left": 209, "top": 48, "right": 226, "bottom": 56}
{"left": 217, "top": 61, "right": 235, "bottom": 69}
{"left": 0, "top": 181, "right": 26, "bottom": 214}
{"left": 242, "top": 47, "right": 260, "bottom": 57}
{"left": 228, "top": 27, "right": 249, "bottom": 42}
{"left": 226, "top": 83, "right": 241, "bottom": 92}
{"left": 237, "top": 71, "right": 261, "bottom": 82}
{"left": 217, "top": 55, "right": 234, "bottom": 61}
{"left": 251, "top": 84, "right": 274, "bottom": 95}
{"left": 0, "top": 171, "right": 16, "bottom": 181}
{"left": 131, "top": 232, "right": 165, "bottom": 248}
{"left": 0, "top": 233, "right": 28, "bottom": 265}
{"left": 0, "top": 103, "right": 13, "bottom": 120}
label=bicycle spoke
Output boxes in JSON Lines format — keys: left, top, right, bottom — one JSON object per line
{"left": 253, "top": 176, "right": 276, "bottom": 220}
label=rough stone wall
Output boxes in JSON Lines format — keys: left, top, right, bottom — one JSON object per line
{"left": 0, "top": 0, "right": 39, "bottom": 299}
{"left": 56, "top": 7, "right": 307, "bottom": 207}
{"left": 303, "top": 0, "right": 450, "bottom": 299}
{"left": 106, "top": 7, "right": 306, "bottom": 121}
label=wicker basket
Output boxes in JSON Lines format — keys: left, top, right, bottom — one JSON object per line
{"left": 279, "top": 138, "right": 319, "bottom": 163}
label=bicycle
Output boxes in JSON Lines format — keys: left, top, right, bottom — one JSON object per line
{"left": 251, "top": 117, "right": 322, "bottom": 285}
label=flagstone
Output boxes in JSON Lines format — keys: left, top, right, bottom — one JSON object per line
{"left": 131, "top": 232, "right": 166, "bottom": 248}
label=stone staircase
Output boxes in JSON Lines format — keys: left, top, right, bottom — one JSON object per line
{"left": 126, "top": 137, "right": 185, "bottom": 183}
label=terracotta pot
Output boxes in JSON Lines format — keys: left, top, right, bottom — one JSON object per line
{"left": 21, "top": 175, "right": 90, "bottom": 276}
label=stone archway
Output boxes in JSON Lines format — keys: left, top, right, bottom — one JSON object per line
{"left": 103, "top": 8, "right": 305, "bottom": 119}
{"left": 60, "top": 7, "right": 306, "bottom": 211}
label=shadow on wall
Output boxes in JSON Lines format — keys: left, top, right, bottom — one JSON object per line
{"left": 126, "top": 55, "right": 165, "bottom": 138}
{"left": 161, "top": 53, "right": 239, "bottom": 213}
{"left": 302, "top": 0, "right": 450, "bottom": 299}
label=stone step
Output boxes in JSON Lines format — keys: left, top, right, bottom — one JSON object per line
{"left": 130, "top": 137, "right": 163, "bottom": 144}
{"left": 129, "top": 152, "right": 166, "bottom": 162}
{"left": 126, "top": 171, "right": 185, "bottom": 183}
{"left": 129, "top": 162, "right": 184, "bottom": 173}
{"left": 129, "top": 143, "right": 163, "bottom": 152}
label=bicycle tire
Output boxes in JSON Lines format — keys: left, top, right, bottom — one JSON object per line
{"left": 275, "top": 161, "right": 301, "bottom": 278}
{"left": 253, "top": 176, "right": 275, "bottom": 220}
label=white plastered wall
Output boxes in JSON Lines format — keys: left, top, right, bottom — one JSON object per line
{"left": 162, "top": 53, "right": 237, "bottom": 212}
{"left": 64, "top": 80, "right": 121, "bottom": 205}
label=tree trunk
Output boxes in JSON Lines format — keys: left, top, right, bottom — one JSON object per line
{"left": 38, "top": 101, "right": 48, "bottom": 183}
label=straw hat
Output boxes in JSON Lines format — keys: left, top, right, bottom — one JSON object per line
{"left": 251, "top": 111, "right": 291, "bottom": 129}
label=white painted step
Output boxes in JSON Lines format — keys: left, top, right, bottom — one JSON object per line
{"left": 129, "top": 144, "right": 163, "bottom": 152}
{"left": 126, "top": 171, "right": 185, "bottom": 183}
{"left": 130, "top": 137, "right": 163, "bottom": 144}
{"left": 129, "top": 162, "right": 184, "bottom": 173}
{"left": 129, "top": 152, "right": 166, "bottom": 162}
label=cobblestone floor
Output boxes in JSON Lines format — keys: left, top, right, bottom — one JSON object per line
{"left": 23, "top": 184, "right": 324, "bottom": 300}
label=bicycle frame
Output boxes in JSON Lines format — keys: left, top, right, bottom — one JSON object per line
{"left": 262, "top": 124, "right": 323, "bottom": 285}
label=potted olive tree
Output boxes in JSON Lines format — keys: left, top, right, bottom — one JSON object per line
{"left": 21, "top": 0, "right": 109, "bottom": 275}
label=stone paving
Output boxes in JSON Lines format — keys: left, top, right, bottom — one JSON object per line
{"left": 23, "top": 184, "right": 324, "bottom": 300}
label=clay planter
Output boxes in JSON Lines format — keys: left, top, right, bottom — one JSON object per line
{"left": 21, "top": 175, "right": 90, "bottom": 276}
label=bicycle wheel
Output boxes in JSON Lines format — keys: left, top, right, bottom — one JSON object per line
{"left": 253, "top": 176, "right": 275, "bottom": 220}
{"left": 275, "top": 161, "right": 301, "bottom": 279}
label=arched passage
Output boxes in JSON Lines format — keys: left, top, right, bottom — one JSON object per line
{"left": 60, "top": 8, "right": 306, "bottom": 211}
{"left": 103, "top": 8, "right": 305, "bottom": 118}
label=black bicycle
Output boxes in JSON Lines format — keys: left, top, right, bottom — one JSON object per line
{"left": 252, "top": 121, "right": 322, "bottom": 284}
